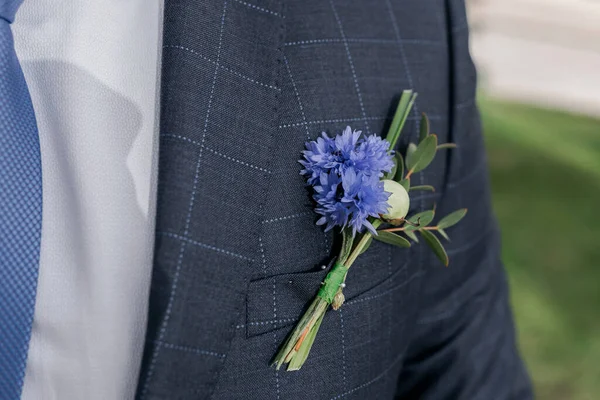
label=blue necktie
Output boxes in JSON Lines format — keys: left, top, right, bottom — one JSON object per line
{"left": 0, "top": 0, "right": 43, "bottom": 398}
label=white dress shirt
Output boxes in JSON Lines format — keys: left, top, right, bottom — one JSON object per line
{"left": 12, "top": 1, "right": 163, "bottom": 398}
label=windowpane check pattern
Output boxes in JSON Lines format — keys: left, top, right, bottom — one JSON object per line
{"left": 137, "top": 1, "right": 532, "bottom": 399}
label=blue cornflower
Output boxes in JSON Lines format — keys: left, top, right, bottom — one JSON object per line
{"left": 299, "top": 133, "right": 337, "bottom": 185}
{"left": 341, "top": 170, "right": 390, "bottom": 234}
{"left": 314, "top": 172, "right": 351, "bottom": 230}
{"left": 356, "top": 134, "right": 395, "bottom": 175}
{"left": 301, "top": 126, "right": 393, "bottom": 234}
{"left": 300, "top": 126, "right": 393, "bottom": 182}
{"left": 333, "top": 126, "right": 362, "bottom": 163}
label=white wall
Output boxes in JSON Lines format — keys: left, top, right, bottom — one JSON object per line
{"left": 468, "top": 0, "right": 600, "bottom": 115}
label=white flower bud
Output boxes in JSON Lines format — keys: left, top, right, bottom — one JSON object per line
{"left": 382, "top": 179, "right": 410, "bottom": 220}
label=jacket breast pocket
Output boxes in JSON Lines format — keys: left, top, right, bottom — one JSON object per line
{"left": 229, "top": 245, "right": 422, "bottom": 398}
{"left": 244, "top": 245, "right": 415, "bottom": 338}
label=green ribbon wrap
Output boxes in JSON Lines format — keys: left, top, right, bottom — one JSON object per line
{"left": 317, "top": 262, "right": 349, "bottom": 304}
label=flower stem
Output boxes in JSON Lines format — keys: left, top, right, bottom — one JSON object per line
{"left": 385, "top": 90, "right": 417, "bottom": 150}
{"left": 345, "top": 220, "right": 383, "bottom": 267}
{"left": 272, "top": 296, "right": 326, "bottom": 370}
{"left": 271, "top": 222, "right": 382, "bottom": 371}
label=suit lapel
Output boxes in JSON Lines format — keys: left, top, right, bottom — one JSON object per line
{"left": 136, "top": 0, "right": 285, "bottom": 398}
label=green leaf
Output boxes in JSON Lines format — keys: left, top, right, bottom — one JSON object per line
{"left": 393, "top": 153, "right": 404, "bottom": 182}
{"left": 406, "top": 134, "right": 438, "bottom": 174}
{"left": 399, "top": 178, "right": 410, "bottom": 191}
{"left": 385, "top": 91, "right": 418, "bottom": 149}
{"left": 437, "top": 228, "right": 450, "bottom": 241}
{"left": 410, "top": 185, "right": 435, "bottom": 192}
{"left": 404, "top": 210, "right": 435, "bottom": 231}
{"left": 419, "top": 229, "right": 449, "bottom": 266}
{"left": 419, "top": 113, "right": 430, "bottom": 143}
{"left": 404, "top": 230, "right": 419, "bottom": 243}
{"left": 374, "top": 231, "right": 411, "bottom": 248}
{"left": 359, "top": 235, "right": 373, "bottom": 255}
{"left": 437, "top": 143, "right": 457, "bottom": 150}
{"left": 437, "top": 208, "right": 468, "bottom": 229}
{"left": 287, "top": 312, "right": 325, "bottom": 371}
{"left": 405, "top": 143, "right": 417, "bottom": 170}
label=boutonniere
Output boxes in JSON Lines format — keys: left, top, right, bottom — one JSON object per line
{"left": 271, "top": 90, "right": 467, "bottom": 371}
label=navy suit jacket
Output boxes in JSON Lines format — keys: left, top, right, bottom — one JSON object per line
{"left": 136, "top": 0, "right": 533, "bottom": 399}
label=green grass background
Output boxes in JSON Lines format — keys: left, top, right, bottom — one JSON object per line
{"left": 479, "top": 98, "right": 600, "bottom": 400}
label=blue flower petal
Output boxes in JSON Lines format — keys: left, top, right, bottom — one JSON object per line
{"left": 301, "top": 126, "right": 393, "bottom": 234}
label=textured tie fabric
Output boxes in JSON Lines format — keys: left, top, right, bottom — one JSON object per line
{"left": 0, "top": 0, "right": 43, "bottom": 398}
